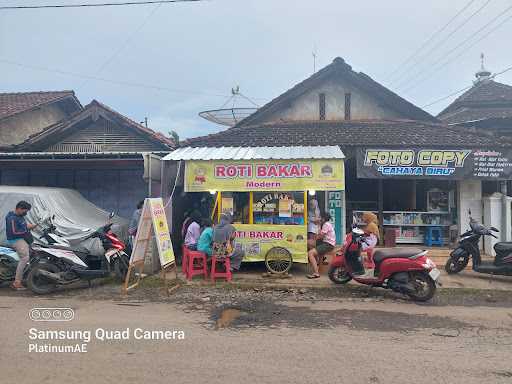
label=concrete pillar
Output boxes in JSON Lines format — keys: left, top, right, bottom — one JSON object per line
{"left": 502, "top": 195, "right": 512, "bottom": 242}
{"left": 483, "top": 193, "right": 502, "bottom": 256}
{"left": 457, "top": 179, "right": 482, "bottom": 235}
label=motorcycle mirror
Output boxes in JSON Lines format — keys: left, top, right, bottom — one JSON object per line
{"left": 52, "top": 215, "right": 55, "bottom": 220}
{"left": 490, "top": 226, "right": 500, "bottom": 232}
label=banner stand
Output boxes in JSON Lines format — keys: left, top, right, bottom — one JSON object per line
{"left": 123, "top": 198, "right": 178, "bottom": 295}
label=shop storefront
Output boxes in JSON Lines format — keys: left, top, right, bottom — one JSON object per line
{"left": 351, "top": 147, "right": 512, "bottom": 245}
{"left": 164, "top": 146, "right": 345, "bottom": 272}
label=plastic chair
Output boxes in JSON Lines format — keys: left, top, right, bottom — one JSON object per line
{"left": 186, "top": 250, "right": 208, "bottom": 280}
{"left": 210, "top": 242, "right": 232, "bottom": 282}
{"left": 424, "top": 227, "right": 443, "bottom": 247}
{"left": 181, "top": 246, "right": 189, "bottom": 274}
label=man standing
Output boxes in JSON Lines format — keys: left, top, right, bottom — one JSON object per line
{"left": 128, "top": 200, "right": 145, "bottom": 247}
{"left": 5, "top": 201, "right": 38, "bottom": 290}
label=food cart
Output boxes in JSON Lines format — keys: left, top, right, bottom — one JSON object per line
{"left": 163, "top": 146, "right": 345, "bottom": 273}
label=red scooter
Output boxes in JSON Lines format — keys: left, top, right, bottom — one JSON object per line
{"left": 328, "top": 227, "right": 440, "bottom": 301}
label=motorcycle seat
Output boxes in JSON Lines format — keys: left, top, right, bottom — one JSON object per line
{"left": 494, "top": 242, "right": 512, "bottom": 254}
{"left": 373, "top": 248, "right": 425, "bottom": 264}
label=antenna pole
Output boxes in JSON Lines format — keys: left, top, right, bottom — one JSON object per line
{"left": 312, "top": 45, "right": 317, "bottom": 73}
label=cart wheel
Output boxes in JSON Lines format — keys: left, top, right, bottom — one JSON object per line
{"left": 265, "top": 247, "right": 292, "bottom": 274}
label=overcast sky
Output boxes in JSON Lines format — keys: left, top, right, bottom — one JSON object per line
{"left": 1, "top": 0, "right": 512, "bottom": 139}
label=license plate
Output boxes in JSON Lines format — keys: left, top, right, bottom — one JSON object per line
{"left": 429, "top": 268, "right": 441, "bottom": 281}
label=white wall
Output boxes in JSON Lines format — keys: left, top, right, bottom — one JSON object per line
{"left": 458, "top": 179, "right": 482, "bottom": 237}
{"left": 483, "top": 193, "right": 502, "bottom": 255}
{"left": 262, "top": 79, "right": 402, "bottom": 122}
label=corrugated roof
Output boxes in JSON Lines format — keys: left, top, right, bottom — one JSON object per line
{"left": 163, "top": 146, "right": 345, "bottom": 160}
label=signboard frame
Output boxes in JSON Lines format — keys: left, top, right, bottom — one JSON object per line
{"left": 184, "top": 159, "right": 345, "bottom": 192}
{"left": 123, "top": 198, "right": 178, "bottom": 295}
{"left": 357, "top": 147, "right": 512, "bottom": 180}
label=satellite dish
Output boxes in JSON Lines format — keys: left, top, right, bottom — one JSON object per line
{"left": 199, "top": 86, "right": 259, "bottom": 127}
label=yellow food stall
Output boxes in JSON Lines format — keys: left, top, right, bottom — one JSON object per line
{"left": 164, "top": 146, "right": 345, "bottom": 273}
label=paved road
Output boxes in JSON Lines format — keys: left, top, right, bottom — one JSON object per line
{"left": 1, "top": 286, "right": 512, "bottom": 384}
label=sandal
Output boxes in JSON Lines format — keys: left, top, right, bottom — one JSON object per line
{"left": 11, "top": 283, "right": 26, "bottom": 291}
{"left": 306, "top": 274, "right": 320, "bottom": 279}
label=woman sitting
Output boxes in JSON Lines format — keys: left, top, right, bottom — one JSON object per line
{"left": 184, "top": 210, "right": 202, "bottom": 250}
{"left": 197, "top": 218, "right": 214, "bottom": 257}
{"left": 361, "top": 211, "right": 379, "bottom": 251}
{"left": 212, "top": 213, "right": 243, "bottom": 272}
{"left": 307, "top": 212, "right": 336, "bottom": 279}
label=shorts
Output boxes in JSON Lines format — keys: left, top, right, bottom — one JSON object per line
{"left": 315, "top": 241, "right": 334, "bottom": 256}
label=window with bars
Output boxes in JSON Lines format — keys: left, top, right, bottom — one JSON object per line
{"left": 319, "top": 93, "right": 326, "bottom": 120}
{"left": 344, "top": 93, "right": 351, "bottom": 120}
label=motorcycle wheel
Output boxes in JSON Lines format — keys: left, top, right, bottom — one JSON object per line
{"left": 327, "top": 265, "right": 352, "bottom": 284}
{"left": 406, "top": 272, "right": 436, "bottom": 302}
{"left": 27, "top": 262, "right": 60, "bottom": 295}
{"left": 113, "top": 253, "right": 130, "bottom": 281}
{"left": 444, "top": 256, "right": 469, "bottom": 274}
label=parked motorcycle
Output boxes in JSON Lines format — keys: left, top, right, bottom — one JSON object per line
{"left": 0, "top": 216, "right": 63, "bottom": 286}
{"left": 328, "top": 227, "right": 440, "bottom": 301}
{"left": 27, "top": 212, "right": 130, "bottom": 294}
{"left": 445, "top": 213, "right": 512, "bottom": 276}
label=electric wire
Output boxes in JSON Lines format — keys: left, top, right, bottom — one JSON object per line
{"left": 401, "top": 6, "right": 512, "bottom": 94}
{"left": 385, "top": 0, "right": 477, "bottom": 82}
{"left": 0, "top": 0, "right": 204, "bottom": 10}
{"left": 0, "top": 58, "right": 232, "bottom": 98}
{"left": 77, "top": 2, "right": 162, "bottom": 91}
{"left": 391, "top": 0, "right": 492, "bottom": 88}
{"left": 422, "top": 64, "right": 512, "bottom": 108}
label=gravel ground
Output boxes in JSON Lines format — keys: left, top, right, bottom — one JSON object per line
{"left": 1, "top": 282, "right": 512, "bottom": 384}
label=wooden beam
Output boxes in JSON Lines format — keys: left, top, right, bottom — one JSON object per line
{"left": 378, "top": 179, "right": 384, "bottom": 239}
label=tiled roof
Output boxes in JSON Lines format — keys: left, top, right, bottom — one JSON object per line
{"left": 238, "top": 57, "right": 437, "bottom": 126}
{"left": 17, "top": 100, "right": 175, "bottom": 150}
{"left": 184, "top": 119, "right": 510, "bottom": 148}
{"left": 0, "top": 91, "right": 77, "bottom": 120}
{"left": 438, "top": 80, "right": 512, "bottom": 124}
{"left": 440, "top": 107, "right": 512, "bottom": 124}
{"left": 91, "top": 100, "right": 175, "bottom": 148}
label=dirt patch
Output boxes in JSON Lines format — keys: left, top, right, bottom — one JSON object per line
{"left": 209, "top": 299, "right": 470, "bottom": 332}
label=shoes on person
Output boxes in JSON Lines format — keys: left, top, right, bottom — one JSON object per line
{"left": 354, "top": 269, "right": 375, "bottom": 279}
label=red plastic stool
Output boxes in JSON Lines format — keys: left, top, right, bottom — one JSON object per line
{"left": 210, "top": 255, "right": 232, "bottom": 282}
{"left": 182, "top": 246, "right": 189, "bottom": 275}
{"left": 186, "top": 250, "right": 208, "bottom": 280}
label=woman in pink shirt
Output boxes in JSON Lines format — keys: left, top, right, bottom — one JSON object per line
{"left": 307, "top": 212, "right": 336, "bottom": 279}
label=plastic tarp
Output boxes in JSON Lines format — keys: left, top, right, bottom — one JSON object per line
{"left": 0, "top": 186, "right": 128, "bottom": 256}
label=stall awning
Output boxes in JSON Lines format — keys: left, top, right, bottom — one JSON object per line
{"left": 163, "top": 146, "right": 345, "bottom": 161}
{"left": 165, "top": 146, "right": 345, "bottom": 192}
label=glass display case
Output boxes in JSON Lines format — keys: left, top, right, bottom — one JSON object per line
{"left": 253, "top": 192, "right": 305, "bottom": 225}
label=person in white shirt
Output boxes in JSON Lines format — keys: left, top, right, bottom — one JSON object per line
{"left": 184, "top": 210, "right": 202, "bottom": 250}
{"left": 307, "top": 197, "right": 321, "bottom": 250}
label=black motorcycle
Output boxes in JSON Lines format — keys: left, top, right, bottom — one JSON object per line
{"left": 445, "top": 213, "right": 512, "bottom": 276}
{"left": 26, "top": 213, "right": 130, "bottom": 294}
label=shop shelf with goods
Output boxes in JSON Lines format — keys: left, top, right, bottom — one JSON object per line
{"left": 353, "top": 210, "right": 452, "bottom": 244}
